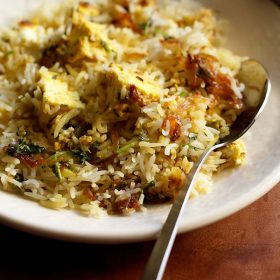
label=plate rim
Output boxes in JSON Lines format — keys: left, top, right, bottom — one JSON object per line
{"left": 0, "top": 171, "right": 279, "bottom": 244}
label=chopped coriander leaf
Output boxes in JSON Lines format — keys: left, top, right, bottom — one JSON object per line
{"left": 117, "top": 132, "right": 149, "bottom": 154}
{"left": 139, "top": 22, "right": 148, "bottom": 31}
{"left": 117, "top": 137, "right": 139, "bottom": 154}
{"left": 179, "top": 91, "right": 187, "bottom": 97}
{"left": 71, "top": 149, "right": 90, "bottom": 164}
{"left": 139, "top": 18, "right": 153, "bottom": 33}
{"left": 100, "top": 40, "right": 110, "bottom": 52}
{"left": 90, "top": 142, "right": 100, "bottom": 155}
{"left": 153, "top": 28, "right": 168, "bottom": 37}
{"left": 6, "top": 139, "right": 45, "bottom": 156}
{"left": 14, "top": 173, "right": 24, "bottom": 182}
{"left": 189, "top": 134, "right": 197, "bottom": 141}
{"left": 74, "top": 122, "right": 91, "bottom": 138}
{"left": 91, "top": 142, "right": 99, "bottom": 150}
{"left": 144, "top": 180, "right": 155, "bottom": 190}
{"left": 138, "top": 131, "right": 149, "bottom": 142}
{"left": 51, "top": 163, "right": 62, "bottom": 181}
{"left": 188, "top": 144, "right": 203, "bottom": 151}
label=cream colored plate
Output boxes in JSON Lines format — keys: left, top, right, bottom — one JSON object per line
{"left": 0, "top": 0, "right": 279, "bottom": 243}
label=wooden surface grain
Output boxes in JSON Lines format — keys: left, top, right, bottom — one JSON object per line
{"left": 0, "top": 182, "right": 279, "bottom": 280}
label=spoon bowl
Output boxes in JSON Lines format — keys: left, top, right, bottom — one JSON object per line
{"left": 142, "top": 59, "right": 271, "bottom": 280}
{"left": 221, "top": 60, "right": 271, "bottom": 144}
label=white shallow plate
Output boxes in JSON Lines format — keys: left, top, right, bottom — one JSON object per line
{"left": 0, "top": 0, "right": 279, "bottom": 244}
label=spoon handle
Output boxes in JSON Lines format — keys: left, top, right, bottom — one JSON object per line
{"left": 141, "top": 147, "right": 214, "bottom": 280}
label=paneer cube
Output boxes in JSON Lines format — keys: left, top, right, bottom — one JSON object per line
{"left": 38, "top": 68, "right": 84, "bottom": 113}
{"left": 101, "top": 64, "right": 163, "bottom": 101}
{"left": 67, "top": 13, "right": 115, "bottom": 63}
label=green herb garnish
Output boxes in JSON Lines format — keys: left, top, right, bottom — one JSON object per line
{"left": 14, "top": 173, "right": 24, "bottom": 182}
{"left": 189, "top": 134, "right": 197, "bottom": 141}
{"left": 71, "top": 149, "right": 90, "bottom": 164}
{"left": 117, "top": 132, "right": 149, "bottom": 154}
{"left": 138, "top": 131, "right": 149, "bottom": 142}
{"left": 139, "top": 18, "right": 153, "bottom": 33}
{"left": 188, "top": 144, "right": 203, "bottom": 151}
{"left": 179, "top": 91, "right": 187, "bottom": 97}
{"left": 90, "top": 142, "right": 99, "bottom": 152}
{"left": 188, "top": 134, "right": 202, "bottom": 150}
{"left": 51, "top": 163, "right": 62, "bottom": 181}
{"left": 144, "top": 180, "right": 155, "bottom": 190}
{"left": 117, "top": 138, "right": 139, "bottom": 154}
{"left": 100, "top": 40, "right": 110, "bottom": 52}
{"left": 6, "top": 139, "right": 45, "bottom": 156}
{"left": 139, "top": 22, "right": 148, "bottom": 31}
{"left": 74, "top": 122, "right": 91, "bottom": 138}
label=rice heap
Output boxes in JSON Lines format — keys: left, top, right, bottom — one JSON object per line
{"left": 0, "top": 0, "right": 246, "bottom": 216}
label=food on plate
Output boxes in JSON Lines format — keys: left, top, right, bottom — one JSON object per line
{"left": 0, "top": 0, "right": 246, "bottom": 216}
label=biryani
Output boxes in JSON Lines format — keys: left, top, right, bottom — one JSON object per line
{"left": 0, "top": 0, "right": 246, "bottom": 216}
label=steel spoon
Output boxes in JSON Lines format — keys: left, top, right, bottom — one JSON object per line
{"left": 141, "top": 59, "right": 271, "bottom": 280}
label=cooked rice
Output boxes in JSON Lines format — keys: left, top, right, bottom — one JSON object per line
{"left": 0, "top": 0, "right": 246, "bottom": 217}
